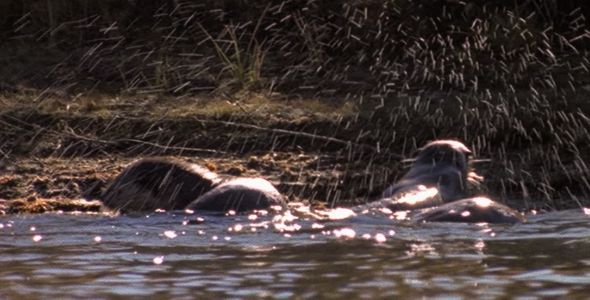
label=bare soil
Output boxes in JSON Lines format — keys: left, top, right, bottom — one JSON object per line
{"left": 2, "top": 91, "right": 590, "bottom": 215}
{"left": 0, "top": 95, "right": 400, "bottom": 214}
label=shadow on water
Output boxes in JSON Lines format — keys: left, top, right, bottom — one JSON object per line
{"left": 2, "top": 210, "right": 590, "bottom": 299}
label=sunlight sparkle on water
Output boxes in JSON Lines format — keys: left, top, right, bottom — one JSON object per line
{"left": 311, "top": 223, "right": 324, "bottom": 229}
{"left": 380, "top": 207, "right": 393, "bottom": 214}
{"left": 273, "top": 211, "right": 302, "bottom": 232}
{"left": 321, "top": 207, "right": 356, "bottom": 220}
{"left": 2, "top": 207, "right": 590, "bottom": 299}
{"left": 333, "top": 228, "right": 356, "bottom": 239}
{"left": 153, "top": 256, "right": 164, "bottom": 265}
{"left": 473, "top": 197, "right": 493, "bottom": 207}
{"left": 358, "top": 232, "right": 387, "bottom": 243}
{"left": 393, "top": 211, "right": 409, "bottom": 220}
{"left": 375, "top": 233, "right": 387, "bottom": 243}
{"left": 231, "top": 224, "right": 243, "bottom": 232}
{"left": 163, "top": 230, "right": 177, "bottom": 239}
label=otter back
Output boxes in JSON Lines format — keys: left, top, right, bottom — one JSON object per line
{"left": 100, "top": 158, "right": 219, "bottom": 213}
{"left": 186, "top": 178, "right": 286, "bottom": 213}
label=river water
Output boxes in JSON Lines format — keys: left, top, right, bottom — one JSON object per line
{"left": 2, "top": 208, "right": 590, "bottom": 299}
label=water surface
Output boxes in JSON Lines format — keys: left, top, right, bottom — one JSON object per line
{"left": 2, "top": 209, "right": 590, "bottom": 299}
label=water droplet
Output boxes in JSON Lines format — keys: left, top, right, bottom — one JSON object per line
{"left": 375, "top": 233, "right": 386, "bottom": 243}
{"left": 311, "top": 223, "right": 324, "bottom": 229}
{"left": 164, "top": 231, "right": 177, "bottom": 239}
{"left": 153, "top": 256, "right": 164, "bottom": 265}
{"left": 334, "top": 228, "right": 356, "bottom": 239}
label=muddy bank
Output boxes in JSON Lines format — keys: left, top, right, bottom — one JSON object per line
{"left": 0, "top": 152, "right": 393, "bottom": 215}
{"left": 2, "top": 101, "right": 590, "bottom": 215}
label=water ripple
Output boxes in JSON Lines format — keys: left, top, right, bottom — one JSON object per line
{"left": 1, "top": 209, "right": 590, "bottom": 299}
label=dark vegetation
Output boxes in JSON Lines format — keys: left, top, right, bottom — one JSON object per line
{"left": 1, "top": 0, "right": 590, "bottom": 212}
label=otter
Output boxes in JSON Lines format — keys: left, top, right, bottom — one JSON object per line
{"left": 185, "top": 177, "right": 286, "bottom": 213}
{"left": 99, "top": 141, "right": 525, "bottom": 223}
{"left": 360, "top": 140, "right": 526, "bottom": 223}
{"left": 99, "top": 158, "right": 286, "bottom": 214}
{"left": 369, "top": 140, "right": 478, "bottom": 211}
{"left": 100, "top": 158, "right": 221, "bottom": 213}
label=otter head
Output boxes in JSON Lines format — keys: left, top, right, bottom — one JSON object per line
{"left": 410, "top": 140, "right": 471, "bottom": 176}
{"left": 382, "top": 140, "right": 476, "bottom": 203}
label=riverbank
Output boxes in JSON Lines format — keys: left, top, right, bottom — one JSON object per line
{"left": 2, "top": 87, "right": 590, "bottom": 215}
{"left": 1, "top": 1, "right": 590, "bottom": 214}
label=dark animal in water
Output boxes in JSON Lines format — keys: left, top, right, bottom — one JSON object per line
{"left": 98, "top": 140, "right": 525, "bottom": 223}
{"left": 185, "top": 178, "right": 286, "bottom": 213}
{"left": 100, "top": 158, "right": 285, "bottom": 213}
{"left": 362, "top": 140, "right": 526, "bottom": 223}
{"left": 100, "top": 158, "right": 220, "bottom": 213}
{"left": 369, "top": 140, "right": 478, "bottom": 211}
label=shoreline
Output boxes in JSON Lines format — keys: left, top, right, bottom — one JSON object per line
{"left": 2, "top": 97, "right": 589, "bottom": 214}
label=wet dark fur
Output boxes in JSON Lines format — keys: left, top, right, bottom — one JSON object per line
{"left": 100, "top": 141, "right": 525, "bottom": 223}
{"left": 186, "top": 178, "right": 286, "bottom": 213}
{"left": 100, "top": 158, "right": 285, "bottom": 214}
{"left": 100, "top": 158, "right": 220, "bottom": 213}
{"left": 364, "top": 140, "right": 526, "bottom": 223}
{"left": 382, "top": 140, "right": 474, "bottom": 202}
